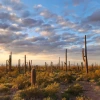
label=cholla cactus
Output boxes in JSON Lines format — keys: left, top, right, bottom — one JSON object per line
{"left": 31, "top": 68, "right": 36, "bottom": 86}
{"left": 82, "top": 35, "right": 88, "bottom": 73}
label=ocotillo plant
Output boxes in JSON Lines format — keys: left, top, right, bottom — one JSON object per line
{"left": 65, "top": 49, "right": 67, "bottom": 71}
{"left": 31, "top": 68, "right": 36, "bottom": 86}
{"left": 24, "top": 55, "right": 26, "bottom": 73}
{"left": 82, "top": 35, "right": 88, "bottom": 73}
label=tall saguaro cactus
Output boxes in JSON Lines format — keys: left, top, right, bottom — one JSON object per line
{"left": 8, "top": 52, "right": 12, "bottom": 71}
{"left": 82, "top": 35, "right": 88, "bottom": 73}
{"left": 31, "top": 68, "right": 36, "bottom": 86}
{"left": 65, "top": 49, "right": 67, "bottom": 71}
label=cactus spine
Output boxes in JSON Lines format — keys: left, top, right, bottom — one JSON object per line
{"left": 82, "top": 35, "right": 88, "bottom": 73}
{"left": 31, "top": 68, "right": 36, "bottom": 86}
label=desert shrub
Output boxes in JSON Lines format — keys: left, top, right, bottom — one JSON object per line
{"left": 76, "top": 96, "right": 92, "bottom": 100}
{"left": 37, "top": 72, "right": 54, "bottom": 87}
{"left": 7, "top": 70, "right": 19, "bottom": 78}
{"left": 44, "top": 82, "right": 59, "bottom": 99}
{"left": 62, "top": 83, "right": 83, "bottom": 99}
{"left": 13, "top": 74, "right": 30, "bottom": 89}
{"left": 0, "top": 84, "right": 10, "bottom": 93}
{"left": 76, "top": 75, "right": 83, "bottom": 81}
{"left": 43, "top": 97, "right": 55, "bottom": 100}
{"left": 0, "top": 75, "right": 13, "bottom": 83}
{"left": 97, "top": 79, "right": 100, "bottom": 86}
{"left": 0, "top": 95, "right": 11, "bottom": 100}
{"left": 83, "top": 69, "right": 100, "bottom": 81}
{"left": 55, "top": 72, "right": 75, "bottom": 84}
{"left": 13, "top": 86, "right": 43, "bottom": 100}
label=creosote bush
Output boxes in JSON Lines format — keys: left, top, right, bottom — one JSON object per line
{"left": 62, "top": 83, "right": 83, "bottom": 99}
{"left": 13, "top": 74, "right": 30, "bottom": 89}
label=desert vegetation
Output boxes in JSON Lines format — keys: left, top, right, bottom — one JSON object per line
{"left": 0, "top": 35, "right": 100, "bottom": 100}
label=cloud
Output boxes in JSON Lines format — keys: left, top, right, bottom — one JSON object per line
{"left": 0, "top": 33, "right": 26, "bottom": 44}
{"left": 73, "top": 0, "right": 83, "bottom": 6}
{"left": 21, "top": 10, "right": 31, "bottom": 18}
{"left": 82, "top": 9, "right": 100, "bottom": 27}
{"left": 87, "top": 9, "right": 100, "bottom": 22}
{"left": 40, "top": 9, "right": 57, "bottom": 19}
{"left": 2, "top": 0, "right": 26, "bottom": 11}
{"left": 0, "top": 23, "right": 9, "bottom": 29}
{"left": 21, "top": 18, "right": 43, "bottom": 28}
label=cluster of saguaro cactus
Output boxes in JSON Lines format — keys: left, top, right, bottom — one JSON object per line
{"left": 82, "top": 35, "right": 88, "bottom": 73}
{"left": 31, "top": 68, "right": 36, "bottom": 86}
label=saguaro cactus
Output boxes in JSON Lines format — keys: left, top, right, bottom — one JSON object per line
{"left": 51, "top": 61, "right": 53, "bottom": 73}
{"left": 18, "top": 59, "right": 20, "bottom": 73}
{"left": 31, "top": 68, "right": 36, "bottom": 86}
{"left": 62, "top": 61, "right": 63, "bottom": 70}
{"left": 45, "top": 62, "right": 47, "bottom": 70}
{"left": 65, "top": 49, "right": 67, "bottom": 71}
{"left": 77, "top": 63, "right": 79, "bottom": 71}
{"left": 82, "top": 35, "right": 88, "bottom": 73}
{"left": 29, "top": 60, "right": 31, "bottom": 72}
{"left": 6, "top": 60, "right": 8, "bottom": 72}
{"left": 69, "top": 61, "right": 70, "bottom": 70}
{"left": 24, "top": 55, "right": 26, "bottom": 73}
{"left": 81, "top": 62, "right": 83, "bottom": 70}
{"left": 7, "top": 52, "right": 12, "bottom": 71}
{"left": 59, "top": 57, "right": 60, "bottom": 69}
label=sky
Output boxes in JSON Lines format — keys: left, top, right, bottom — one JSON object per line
{"left": 0, "top": 0, "right": 100, "bottom": 66}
